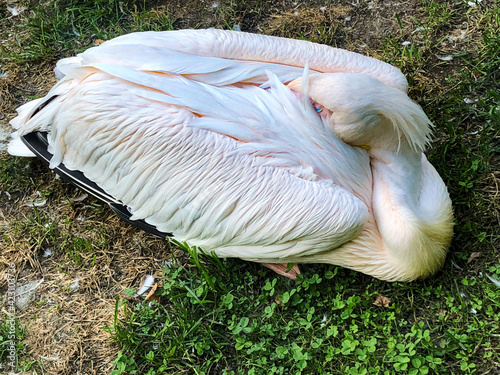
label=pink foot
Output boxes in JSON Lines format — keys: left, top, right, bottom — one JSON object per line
{"left": 261, "top": 263, "right": 301, "bottom": 280}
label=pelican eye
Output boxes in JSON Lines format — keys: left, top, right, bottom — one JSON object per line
{"left": 314, "top": 105, "right": 323, "bottom": 113}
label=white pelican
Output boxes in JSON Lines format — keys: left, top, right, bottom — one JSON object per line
{"left": 8, "top": 29, "right": 453, "bottom": 281}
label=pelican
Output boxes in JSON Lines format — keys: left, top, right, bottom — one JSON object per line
{"left": 8, "top": 29, "right": 453, "bottom": 281}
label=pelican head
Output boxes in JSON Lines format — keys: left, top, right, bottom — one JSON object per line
{"left": 288, "top": 73, "right": 432, "bottom": 153}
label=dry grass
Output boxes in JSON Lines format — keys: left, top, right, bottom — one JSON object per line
{"left": 0, "top": 178, "right": 177, "bottom": 372}
{"left": 262, "top": 5, "right": 351, "bottom": 45}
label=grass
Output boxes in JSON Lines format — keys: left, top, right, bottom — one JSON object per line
{"left": 0, "top": 0, "right": 499, "bottom": 374}
{"left": 106, "top": 242, "right": 500, "bottom": 374}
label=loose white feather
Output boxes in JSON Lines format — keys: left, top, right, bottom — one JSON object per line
{"left": 135, "top": 275, "right": 155, "bottom": 297}
{"left": 8, "top": 133, "right": 35, "bottom": 157}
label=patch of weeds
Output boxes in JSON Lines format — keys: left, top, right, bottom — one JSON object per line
{"left": 130, "top": 7, "right": 174, "bottom": 32}
{"left": 261, "top": 7, "right": 349, "bottom": 46}
{"left": 60, "top": 236, "right": 93, "bottom": 266}
{"left": 110, "top": 351, "right": 139, "bottom": 375}
{"left": 11, "top": 204, "right": 78, "bottom": 266}
{"left": 215, "top": 0, "right": 271, "bottom": 31}
{"left": 422, "top": 0, "right": 456, "bottom": 34}
{"left": 18, "top": 206, "right": 58, "bottom": 251}
{"left": 0, "top": 155, "right": 42, "bottom": 192}
{"left": 1, "top": 0, "right": 174, "bottom": 63}
{"left": 381, "top": 1, "right": 464, "bottom": 86}
{"left": 382, "top": 37, "right": 426, "bottom": 82}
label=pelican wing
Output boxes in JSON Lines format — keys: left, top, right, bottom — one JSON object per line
{"left": 13, "top": 41, "right": 372, "bottom": 262}
{"left": 58, "top": 44, "right": 312, "bottom": 87}
{"left": 93, "top": 29, "right": 408, "bottom": 91}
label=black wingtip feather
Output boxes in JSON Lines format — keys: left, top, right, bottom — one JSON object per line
{"left": 21, "top": 131, "right": 172, "bottom": 239}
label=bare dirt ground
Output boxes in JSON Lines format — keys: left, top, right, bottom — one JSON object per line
{"left": 0, "top": 0, "right": 497, "bottom": 374}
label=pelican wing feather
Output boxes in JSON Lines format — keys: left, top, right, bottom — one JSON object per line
{"left": 93, "top": 29, "right": 408, "bottom": 91}
{"left": 76, "top": 44, "right": 311, "bottom": 86}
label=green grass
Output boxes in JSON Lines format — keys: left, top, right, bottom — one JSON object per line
{"left": 106, "top": 243, "right": 500, "bottom": 374}
{"left": 1, "top": 0, "right": 499, "bottom": 374}
{"left": 8, "top": 202, "right": 114, "bottom": 270}
{"left": 1, "top": 0, "right": 175, "bottom": 63}
{"left": 0, "top": 155, "right": 42, "bottom": 192}
{"left": 214, "top": 0, "right": 271, "bottom": 31}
